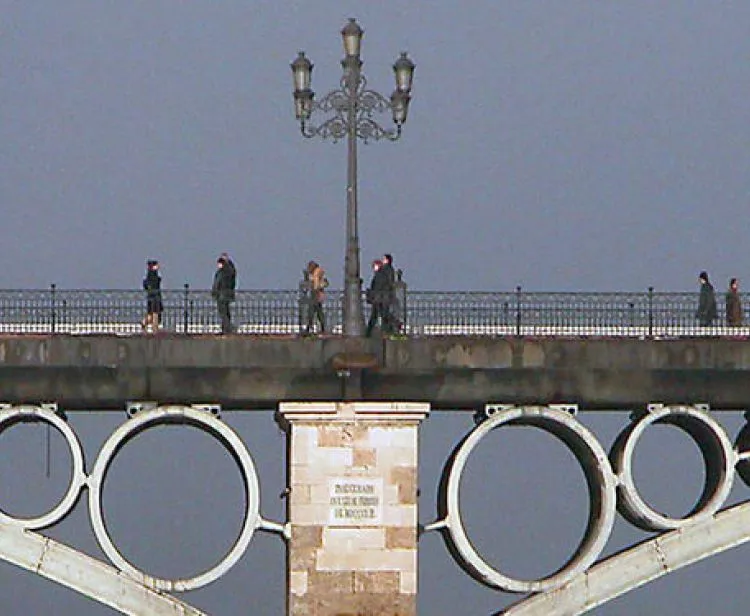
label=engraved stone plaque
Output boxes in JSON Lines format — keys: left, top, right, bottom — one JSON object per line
{"left": 328, "top": 477, "right": 383, "bottom": 526}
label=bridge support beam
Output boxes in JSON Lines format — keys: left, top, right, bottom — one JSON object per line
{"left": 277, "top": 402, "right": 429, "bottom": 616}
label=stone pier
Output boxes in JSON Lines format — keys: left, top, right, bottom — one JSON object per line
{"left": 277, "top": 402, "right": 430, "bottom": 616}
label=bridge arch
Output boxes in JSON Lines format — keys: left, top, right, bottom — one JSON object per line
{"left": 0, "top": 524, "right": 207, "bottom": 615}
{"left": 501, "top": 501, "right": 750, "bottom": 615}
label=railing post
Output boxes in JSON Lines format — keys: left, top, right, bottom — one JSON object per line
{"left": 298, "top": 270, "right": 310, "bottom": 335}
{"left": 183, "top": 283, "right": 190, "bottom": 334}
{"left": 50, "top": 283, "right": 57, "bottom": 334}
{"left": 515, "top": 285, "right": 522, "bottom": 337}
{"left": 395, "top": 268, "right": 407, "bottom": 335}
{"left": 648, "top": 286, "right": 654, "bottom": 338}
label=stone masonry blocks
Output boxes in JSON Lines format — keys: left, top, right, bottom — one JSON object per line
{"left": 278, "top": 402, "right": 429, "bottom": 616}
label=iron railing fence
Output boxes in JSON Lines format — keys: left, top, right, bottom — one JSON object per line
{"left": 0, "top": 287, "right": 344, "bottom": 335}
{"left": 404, "top": 290, "right": 714, "bottom": 336}
{"left": 0, "top": 287, "right": 746, "bottom": 337}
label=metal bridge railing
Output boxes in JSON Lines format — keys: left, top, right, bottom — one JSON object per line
{"left": 0, "top": 286, "right": 746, "bottom": 337}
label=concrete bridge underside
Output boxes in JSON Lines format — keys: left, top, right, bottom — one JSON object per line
{"left": 2, "top": 335, "right": 750, "bottom": 409}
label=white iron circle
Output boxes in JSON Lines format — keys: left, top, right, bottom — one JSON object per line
{"left": 0, "top": 405, "right": 86, "bottom": 529}
{"left": 610, "top": 405, "right": 735, "bottom": 531}
{"left": 88, "top": 406, "right": 261, "bottom": 592}
{"left": 443, "top": 406, "right": 617, "bottom": 593}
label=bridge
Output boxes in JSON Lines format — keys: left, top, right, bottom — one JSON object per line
{"left": 2, "top": 287, "right": 750, "bottom": 615}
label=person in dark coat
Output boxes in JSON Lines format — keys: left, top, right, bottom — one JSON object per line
{"left": 696, "top": 271, "right": 718, "bottom": 327}
{"left": 366, "top": 259, "right": 390, "bottom": 337}
{"left": 212, "top": 253, "right": 237, "bottom": 334}
{"left": 141, "top": 259, "right": 163, "bottom": 333}
{"left": 726, "top": 277, "right": 742, "bottom": 327}
{"left": 380, "top": 253, "right": 397, "bottom": 334}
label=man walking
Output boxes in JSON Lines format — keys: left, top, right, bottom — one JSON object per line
{"left": 366, "top": 259, "right": 389, "bottom": 337}
{"left": 380, "top": 253, "right": 397, "bottom": 334}
{"left": 696, "top": 271, "right": 718, "bottom": 327}
{"left": 212, "top": 253, "right": 237, "bottom": 334}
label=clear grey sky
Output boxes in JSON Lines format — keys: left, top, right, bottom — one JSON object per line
{"left": 2, "top": 2, "right": 749, "bottom": 292}
{"left": 2, "top": 2, "right": 750, "bottom": 615}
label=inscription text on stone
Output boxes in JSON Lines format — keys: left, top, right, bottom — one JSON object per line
{"left": 328, "top": 478, "right": 383, "bottom": 526}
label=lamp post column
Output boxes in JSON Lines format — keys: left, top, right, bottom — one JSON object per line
{"left": 344, "top": 56, "right": 364, "bottom": 336}
{"left": 291, "top": 18, "right": 414, "bottom": 337}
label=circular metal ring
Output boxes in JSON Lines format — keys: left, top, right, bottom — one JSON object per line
{"left": 733, "top": 415, "right": 750, "bottom": 486}
{"left": 610, "top": 406, "right": 735, "bottom": 531}
{"left": 88, "top": 406, "right": 261, "bottom": 592}
{"left": 0, "top": 405, "right": 87, "bottom": 530}
{"left": 442, "top": 406, "right": 617, "bottom": 593}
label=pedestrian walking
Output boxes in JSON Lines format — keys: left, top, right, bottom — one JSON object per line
{"left": 696, "top": 271, "right": 718, "bottom": 327}
{"left": 380, "top": 253, "right": 397, "bottom": 334}
{"left": 726, "top": 277, "right": 742, "bottom": 327}
{"left": 141, "top": 259, "right": 162, "bottom": 333}
{"left": 212, "top": 253, "right": 237, "bottom": 334}
{"left": 381, "top": 253, "right": 406, "bottom": 334}
{"left": 366, "top": 259, "right": 389, "bottom": 337}
{"left": 304, "top": 260, "right": 328, "bottom": 335}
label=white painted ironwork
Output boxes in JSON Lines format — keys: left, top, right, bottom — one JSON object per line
{"left": 88, "top": 406, "right": 262, "bottom": 592}
{"left": 503, "top": 501, "right": 750, "bottom": 615}
{"left": 433, "top": 406, "right": 618, "bottom": 593}
{"left": 427, "top": 403, "right": 749, "bottom": 603}
{"left": 0, "top": 404, "right": 278, "bottom": 595}
{"left": 0, "top": 525, "right": 208, "bottom": 615}
{"left": 0, "top": 405, "right": 87, "bottom": 530}
{"left": 610, "top": 404, "right": 736, "bottom": 531}
{"left": 1, "top": 402, "right": 750, "bottom": 613}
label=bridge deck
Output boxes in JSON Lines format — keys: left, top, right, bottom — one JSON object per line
{"left": 0, "top": 333, "right": 748, "bottom": 411}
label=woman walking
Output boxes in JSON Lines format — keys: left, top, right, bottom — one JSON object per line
{"left": 726, "top": 277, "right": 743, "bottom": 327}
{"left": 141, "top": 259, "right": 163, "bottom": 333}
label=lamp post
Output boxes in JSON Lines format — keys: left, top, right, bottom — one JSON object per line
{"left": 291, "top": 18, "right": 415, "bottom": 336}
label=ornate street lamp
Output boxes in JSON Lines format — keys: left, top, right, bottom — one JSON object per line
{"left": 291, "top": 18, "right": 415, "bottom": 336}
